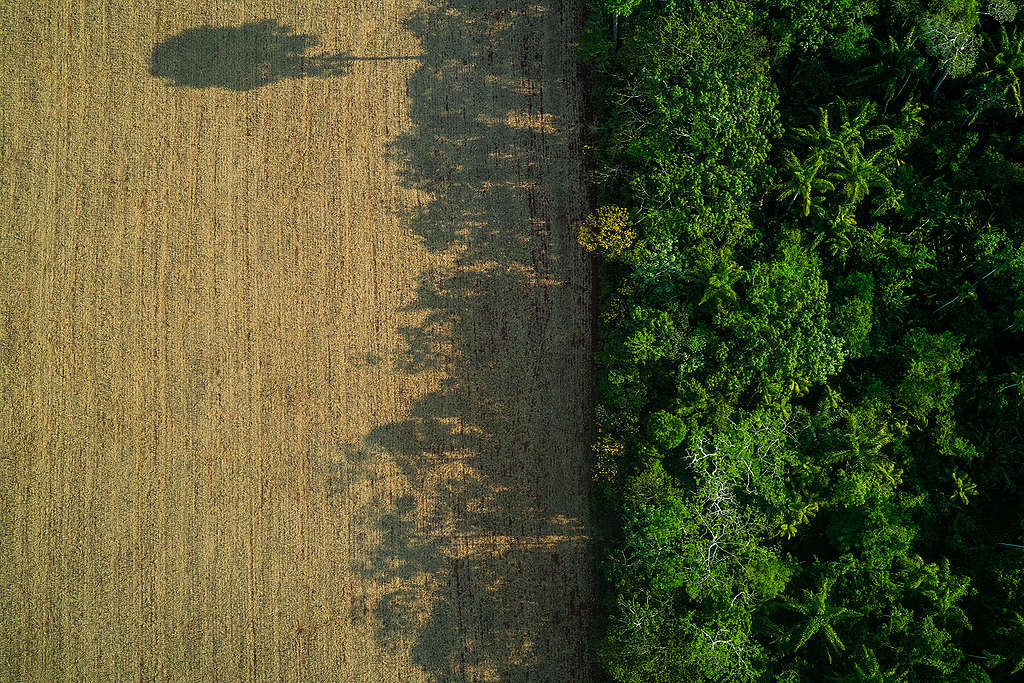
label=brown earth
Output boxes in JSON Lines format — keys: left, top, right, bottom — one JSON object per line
{"left": 0, "top": 0, "right": 594, "bottom": 680}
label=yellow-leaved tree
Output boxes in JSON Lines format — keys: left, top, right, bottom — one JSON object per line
{"left": 578, "top": 205, "right": 635, "bottom": 259}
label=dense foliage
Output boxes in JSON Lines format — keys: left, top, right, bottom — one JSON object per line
{"left": 581, "top": 0, "right": 1024, "bottom": 678}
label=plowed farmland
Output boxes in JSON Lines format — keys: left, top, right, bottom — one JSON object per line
{"left": 0, "top": 0, "right": 594, "bottom": 680}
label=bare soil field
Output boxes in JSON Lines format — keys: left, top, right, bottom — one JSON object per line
{"left": 0, "top": 0, "right": 594, "bottom": 680}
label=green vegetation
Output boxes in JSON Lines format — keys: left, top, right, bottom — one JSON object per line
{"left": 581, "top": 0, "right": 1024, "bottom": 678}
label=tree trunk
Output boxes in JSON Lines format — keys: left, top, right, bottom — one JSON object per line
{"left": 894, "top": 72, "right": 913, "bottom": 101}
{"left": 612, "top": 12, "right": 619, "bottom": 47}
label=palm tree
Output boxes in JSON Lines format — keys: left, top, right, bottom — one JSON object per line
{"left": 1007, "top": 611, "right": 1024, "bottom": 674}
{"left": 790, "top": 101, "right": 896, "bottom": 212}
{"left": 816, "top": 200, "right": 860, "bottom": 260}
{"left": 828, "top": 645, "right": 907, "bottom": 682}
{"left": 793, "top": 105, "right": 854, "bottom": 161}
{"left": 794, "top": 99, "right": 893, "bottom": 160}
{"left": 698, "top": 259, "right": 744, "bottom": 312}
{"left": 775, "top": 151, "right": 835, "bottom": 216}
{"left": 793, "top": 106, "right": 838, "bottom": 152}
{"left": 827, "top": 145, "right": 891, "bottom": 207}
{"left": 920, "top": 559, "right": 971, "bottom": 619}
{"left": 783, "top": 577, "right": 862, "bottom": 652}
{"left": 824, "top": 385, "right": 843, "bottom": 409}
{"left": 949, "top": 470, "right": 978, "bottom": 504}
{"left": 963, "top": 26, "right": 1024, "bottom": 124}
{"left": 981, "top": 26, "right": 1024, "bottom": 116}
{"left": 893, "top": 98, "right": 925, "bottom": 153}
{"left": 860, "top": 31, "right": 928, "bottom": 109}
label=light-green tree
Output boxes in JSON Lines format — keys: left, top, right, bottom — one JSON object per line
{"left": 774, "top": 151, "right": 834, "bottom": 216}
{"left": 919, "top": 0, "right": 982, "bottom": 82}
{"left": 698, "top": 258, "right": 744, "bottom": 313}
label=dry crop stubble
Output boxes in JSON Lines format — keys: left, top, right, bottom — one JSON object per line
{"left": 1, "top": 0, "right": 594, "bottom": 680}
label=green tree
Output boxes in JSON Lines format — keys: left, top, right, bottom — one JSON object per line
{"left": 728, "top": 238, "right": 847, "bottom": 401}
{"left": 766, "top": 0, "right": 879, "bottom": 60}
{"left": 894, "top": 328, "right": 970, "bottom": 425}
{"left": 647, "top": 410, "right": 687, "bottom": 450}
{"left": 622, "top": 305, "right": 675, "bottom": 364}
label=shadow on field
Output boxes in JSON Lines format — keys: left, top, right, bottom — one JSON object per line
{"left": 150, "top": 19, "right": 420, "bottom": 91}
{"left": 329, "top": 0, "right": 595, "bottom": 679}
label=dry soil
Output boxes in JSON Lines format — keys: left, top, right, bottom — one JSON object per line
{"left": 0, "top": 0, "right": 594, "bottom": 680}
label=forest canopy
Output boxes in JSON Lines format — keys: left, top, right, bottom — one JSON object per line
{"left": 581, "top": 0, "right": 1024, "bottom": 678}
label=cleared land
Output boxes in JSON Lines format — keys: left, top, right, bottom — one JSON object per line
{"left": 1, "top": 0, "right": 594, "bottom": 680}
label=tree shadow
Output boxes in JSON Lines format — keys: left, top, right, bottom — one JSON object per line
{"left": 149, "top": 19, "right": 420, "bottom": 91}
{"left": 327, "top": 0, "right": 596, "bottom": 679}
